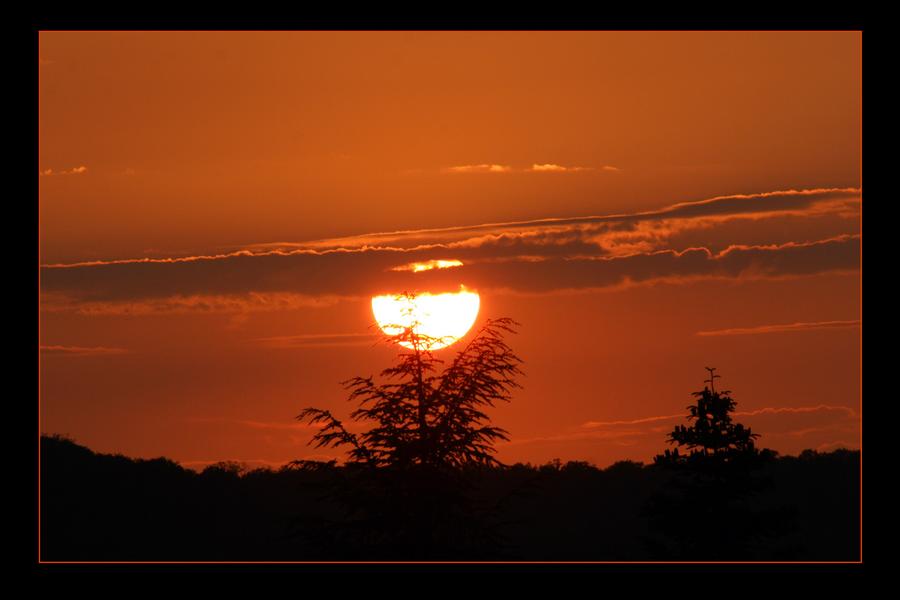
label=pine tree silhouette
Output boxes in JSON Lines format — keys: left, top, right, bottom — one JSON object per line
{"left": 644, "top": 368, "right": 794, "bottom": 559}
{"left": 655, "top": 367, "right": 761, "bottom": 466}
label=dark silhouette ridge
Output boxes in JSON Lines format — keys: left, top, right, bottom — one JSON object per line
{"left": 40, "top": 434, "right": 859, "bottom": 561}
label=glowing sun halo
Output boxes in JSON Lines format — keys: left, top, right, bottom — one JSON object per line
{"left": 372, "top": 288, "right": 481, "bottom": 350}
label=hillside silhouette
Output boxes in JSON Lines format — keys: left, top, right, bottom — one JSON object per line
{"left": 40, "top": 434, "right": 859, "bottom": 561}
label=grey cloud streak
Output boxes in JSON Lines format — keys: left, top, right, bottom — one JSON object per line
{"left": 40, "top": 235, "right": 860, "bottom": 314}
{"left": 39, "top": 188, "right": 861, "bottom": 314}
{"left": 696, "top": 320, "right": 860, "bottom": 337}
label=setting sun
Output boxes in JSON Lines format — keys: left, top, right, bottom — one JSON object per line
{"left": 371, "top": 287, "right": 481, "bottom": 350}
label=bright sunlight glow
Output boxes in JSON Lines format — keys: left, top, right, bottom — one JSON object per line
{"left": 371, "top": 287, "right": 481, "bottom": 350}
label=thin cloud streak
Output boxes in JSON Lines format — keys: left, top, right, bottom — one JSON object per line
{"left": 40, "top": 292, "right": 348, "bottom": 316}
{"left": 39, "top": 165, "right": 88, "bottom": 177}
{"left": 254, "top": 332, "right": 379, "bottom": 349}
{"left": 442, "top": 163, "right": 617, "bottom": 174}
{"left": 39, "top": 235, "right": 860, "bottom": 313}
{"left": 39, "top": 188, "right": 860, "bottom": 314}
{"left": 530, "top": 164, "right": 594, "bottom": 172}
{"left": 238, "top": 187, "right": 859, "bottom": 254}
{"left": 580, "top": 404, "right": 856, "bottom": 430}
{"left": 696, "top": 319, "right": 860, "bottom": 337}
{"left": 443, "top": 164, "right": 513, "bottom": 173}
{"left": 40, "top": 345, "right": 129, "bottom": 356}
{"left": 504, "top": 404, "right": 858, "bottom": 448}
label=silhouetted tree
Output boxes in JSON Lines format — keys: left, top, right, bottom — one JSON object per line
{"left": 295, "top": 300, "right": 524, "bottom": 558}
{"left": 654, "top": 367, "right": 762, "bottom": 467}
{"left": 645, "top": 368, "right": 794, "bottom": 559}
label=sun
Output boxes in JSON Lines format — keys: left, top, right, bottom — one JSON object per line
{"left": 371, "top": 287, "right": 481, "bottom": 350}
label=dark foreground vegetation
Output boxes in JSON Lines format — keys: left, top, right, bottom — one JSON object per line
{"left": 40, "top": 434, "right": 859, "bottom": 561}
{"left": 40, "top": 322, "right": 859, "bottom": 561}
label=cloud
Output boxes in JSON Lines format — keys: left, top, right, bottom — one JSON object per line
{"left": 40, "top": 291, "right": 347, "bottom": 316}
{"left": 40, "top": 233, "right": 858, "bottom": 307}
{"left": 443, "top": 164, "right": 512, "bottom": 173}
{"left": 40, "top": 188, "right": 860, "bottom": 314}
{"left": 411, "top": 235, "right": 860, "bottom": 295}
{"left": 697, "top": 319, "right": 861, "bottom": 337}
{"left": 816, "top": 440, "right": 858, "bottom": 452}
{"left": 443, "top": 163, "right": 616, "bottom": 174}
{"left": 40, "top": 235, "right": 860, "bottom": 314}
{"left": 505, "top": 404, "right": 859, "bottom": 450}
{"left": 39, "top": 166, "right": 87, "bottom": 177}
{"left": 580, "top": 404, "right": 856, "bottom": 431}
{"left": 40, "top": 345, "right": 128, "bottom": 356}
{"left": 390, "top": 259, "right": 464, "bottom": 273}
{"left": 240, "top": 187, "right": 859, "bottom": 254}
{"left": 254, "top": 332, "right": 379, "bottom": 349}
{"left": 530, "top": 164, "right": 593, "bottom": 172}
{"left": 236, "top": 420, "right": 318, "bottom": 431}
{"left": 184, "top": 416, "right": 318, "bottom": 431}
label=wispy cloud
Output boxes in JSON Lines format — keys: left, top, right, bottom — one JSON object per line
{"left": 390, "top": 259, "right": 464, "bottom": 273}
{"left": 443, "top": 163, "right": 616, "bottom": 174}
{"left": 697, "top": 320, "right": 861, "bottom": 337}
{"left": 254, "top": 332, "right": 379, "bottom": 349}
{"left": 39, "top": 188, "right": 860, "bottom": 314}
{"left": 240, "top": 187, "right": 859, "bottom": 254}
{"left": 443, "top": 164, "right": 513, "bottom": 173}
{"left": 529, "top": 164, "right": 594, "bottom": 172}
{"left": 504, "top": 404, "right": 859, "bottom": 449}
{"left": 40, "top": 292, "right": 347, "bottom": 316}
{"left": 40, "top": 344, "right": 128, "bottom": 356}
{"left": 39, "top": 235, "right": 860, "bottom": 314}
{"left": 580, "top": 404, "right": 856, "bottom": 430}
{"left": 39, "top": 165, "right": 87, "bottom": 177}
{"left": 816, "top": 440, "right": 858, "bottom": 452}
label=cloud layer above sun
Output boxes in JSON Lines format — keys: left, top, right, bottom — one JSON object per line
{"left": 40, "top": 188, "right": 860, "bottom": 315}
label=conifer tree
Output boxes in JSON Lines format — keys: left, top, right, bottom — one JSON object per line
{"left": 646, "top": 368, "right": 790, "bottom": 559}
{"left": 655, "top": 367, "right": 761, "bottom": 467}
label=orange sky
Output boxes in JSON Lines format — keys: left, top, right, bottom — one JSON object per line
{"left": 39, "top": 31, "right": 861, "bottom": 469}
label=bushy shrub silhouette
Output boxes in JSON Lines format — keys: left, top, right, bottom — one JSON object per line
{"left": 296, "top": 306, "right": 523, "bottom": 559}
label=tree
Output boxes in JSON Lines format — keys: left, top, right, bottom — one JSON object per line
{"left": 294, "top": 300, "right": 524, "bottom": 558}
{"left": 654, "top": 367, "right": 762, "bottom": 467}
{"left": 644, "top": 368, "right": 792, "bottom": 559}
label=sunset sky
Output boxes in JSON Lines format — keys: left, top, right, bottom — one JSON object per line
{"left": 39, "top": 31, "right": 861, "bottom": 470}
